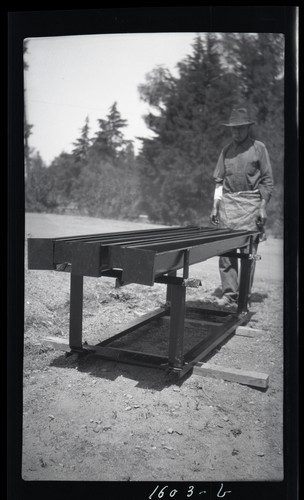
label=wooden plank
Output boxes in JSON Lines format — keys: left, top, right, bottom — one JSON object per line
{"left": 43, "top": 336, "right": 70, "bottom": 351}
{"left": 42, "top": 336, "right": 169, "bottom": 368}
{"left": 235, "top": 326, "right": 264, "bottom": 337}
{"left": 192, "top": 362, "right": 269, "bottom": 388}
{"left": 44, "top": 307, "right": 168, "bottom": 350}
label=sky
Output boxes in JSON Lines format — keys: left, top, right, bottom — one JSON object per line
{"left": 24, "top": 32, "right": 200, "bottom": 165}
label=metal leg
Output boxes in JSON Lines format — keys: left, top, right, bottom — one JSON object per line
{"left": 166, "top": 270, "right": 177, "bottom": 304}
{"left": 69, "top": 273, "right": 83, "bottom": 349}
{"left": 248, "top": 240, "right": 259, "bottom": 299}
{"left": 238, "top": 237, "right": 259, "bottom": 314}
{"left": 168, "top": 284, "right": 186, "bottom": 369}
{"left": 237, "top": 258, "right": 252, "bottom": 314}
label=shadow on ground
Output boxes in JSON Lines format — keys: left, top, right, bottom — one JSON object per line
{"left": 250, "top": 292, "right": 268, "bottom": 303}
{"left": 50, "top": 351, "right": 193, "bottom": 391}
{"left": 48, "top": 295, "right": 262, "bottom": 392}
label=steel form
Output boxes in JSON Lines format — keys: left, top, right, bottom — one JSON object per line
{"left": 28, "top": 225, "right": 260, "bottom": 377}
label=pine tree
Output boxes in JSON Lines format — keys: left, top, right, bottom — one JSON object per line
{"left": 137, "top": 32, "right": 284, "bottom": 234}
{"left": 137, "top": 34, "right": 240, "bottom": 224}
{"left": 72, "top": 116, "right": 91, "bottom": 163}
{"left": 92, "top": 102, "right": 129, "bottom": 161}
{"left": 25, "top": 152, "right": 56, "bottom": 211}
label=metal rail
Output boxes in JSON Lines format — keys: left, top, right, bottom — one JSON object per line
{"left": 28, "top": 225, "right": 260, "bottom": 378}
{"left": 28, "top": 226, "right": 238, "bottom": 269}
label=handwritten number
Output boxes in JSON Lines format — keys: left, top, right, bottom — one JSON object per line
{"left": 150, "top": 484, "right": 230, "bottom": 499}
{"left": 187, "top": 485, "right": 194, "bottom": 497}
{"left": 149, "top": 485, "right": 158, "bottom": 500}
{"left": 217, "top": 483, "right": 232, "bottom": 498}
{"left": 149, "top": 486, "right": 159, "bottom": 500}
{"left": 158, "top": 486, "right": 168, "bottom": 498}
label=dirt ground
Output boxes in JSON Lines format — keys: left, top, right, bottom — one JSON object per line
{"left": 22, "top": 213, "right": 284, "bottom": 483}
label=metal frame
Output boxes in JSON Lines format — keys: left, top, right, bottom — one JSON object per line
{"left": 67, "top": 270, "right": 253, "bottom": 378}
{"left": 28, "top": 226, "right": 259, "bottom": 378}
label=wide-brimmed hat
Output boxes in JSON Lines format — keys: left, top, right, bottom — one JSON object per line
{"left": 222, "top": 108, "right": 255, "bottom": 127}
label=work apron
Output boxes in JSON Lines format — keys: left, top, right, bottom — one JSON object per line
{"left": 218, "top": 190, "right": 262, "bottom": 231}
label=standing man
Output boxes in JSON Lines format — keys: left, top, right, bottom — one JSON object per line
{"left": 210, "top": 108, "right": 274, "bottom": 308}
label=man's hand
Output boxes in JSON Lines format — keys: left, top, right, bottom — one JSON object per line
{"left": 256, "top": 200, "right": 267, "bottom": 228}
{"left": 210, "top": 200, "right": 220, "bottom": 225}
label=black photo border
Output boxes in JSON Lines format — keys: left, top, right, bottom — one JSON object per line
{"left": 7, "top": 6, "right": 298, "bottom": 500}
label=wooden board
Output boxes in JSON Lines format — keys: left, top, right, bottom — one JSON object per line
{"left": 235, "top": 326, "right": 264, "bottom": 337}
{"left": 193, "top": 362, "right": 269, "bottom": 388}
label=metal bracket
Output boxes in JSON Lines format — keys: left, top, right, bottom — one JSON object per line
{"left": 221, "top": 252, "right": 261, "bottom": 261}
{"left": 56, "top": 262, "right": 71, "bottom": 271}
{"left": 183, "top": 278, "right": 202, "bottom": 288}
{"left": 248, "top": 254, "right": 261, "bottom": 261}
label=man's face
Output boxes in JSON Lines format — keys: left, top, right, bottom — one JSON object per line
{"left": 230, "top": 125, "right": 250, "bottom": 143}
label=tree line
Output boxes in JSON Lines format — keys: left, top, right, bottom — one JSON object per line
{"left": 25, "top": 33, "right": 284, "bottom": 236}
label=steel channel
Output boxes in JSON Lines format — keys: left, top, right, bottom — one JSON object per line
{"left": 53, "top": 226, "right": 219, "bottom": 263}
{"left": 102, "top": 231, "right": 257, "bottom": 270}
{"left": 84, "top": 345, "right": 168, "bottom": 367}
{"left": 51, "top": 225, "right": 204, "bottom": 244}
{"left": 115, "top": 229, "right": 257, "bottom": 252}
{"left": 103, "top": 227, "right": 240, "bottom": 248}
{"left": 119, "top": 233, "right": 257, "bottom": 285}
{"left": 57, "top": 229, "right": 258, "bottom": 280}
{"left": 184, "top": 311, "right": 252, "bottom": 362}
{"left": 54, "top": 227, "right": 242, "bottom": 267}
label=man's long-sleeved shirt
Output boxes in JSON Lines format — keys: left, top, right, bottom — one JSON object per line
{"left": 213, "top": 136, "right": 274, "bottom": 203}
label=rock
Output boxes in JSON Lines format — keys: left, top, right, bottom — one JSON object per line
{"left": 231, "top": 428, "right": 242, "bottom": 437}
{"left": 168, "top": 428, "right": 174, "bottom": 434}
